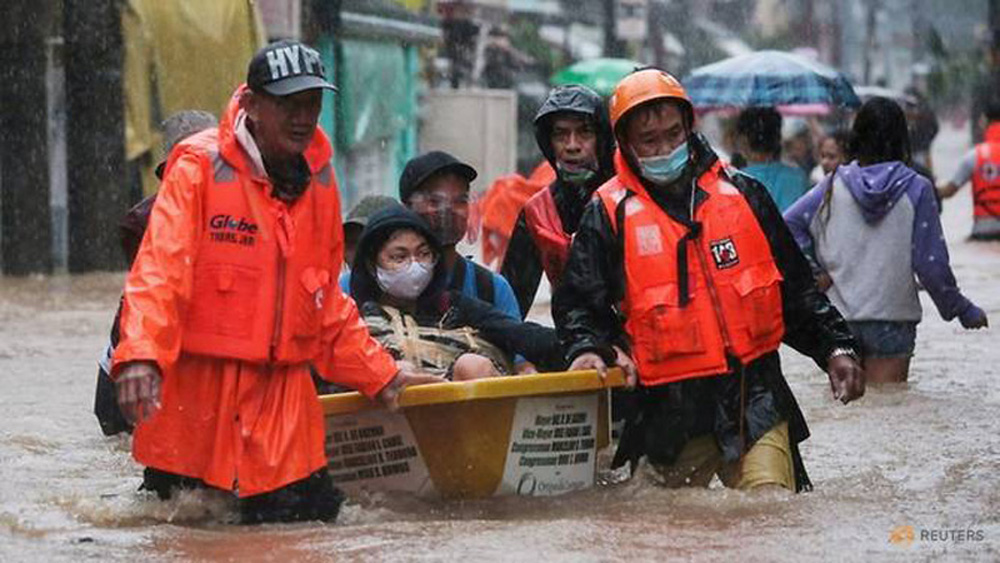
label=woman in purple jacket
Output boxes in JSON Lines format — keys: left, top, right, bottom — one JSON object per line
{"left": 784, "top": 98, "right": 988, "bottom": 384}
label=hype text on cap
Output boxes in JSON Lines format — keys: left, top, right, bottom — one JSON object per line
{"left": 247, "top": 40, "right": 338, "bottom": 96}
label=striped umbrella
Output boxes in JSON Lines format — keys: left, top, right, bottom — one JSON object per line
{"left": 683, "top": 50, "right": 860, "bottom": 113}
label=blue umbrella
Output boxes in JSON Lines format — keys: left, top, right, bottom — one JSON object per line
{"left": 683, "top": 50, "right": 860, "bottom": 111}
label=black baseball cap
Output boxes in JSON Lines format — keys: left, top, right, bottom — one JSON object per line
{"left": 399, "top": 151, "right": 478, "bottom": 202}
{"left": 247, "top": 40, "right": 337, "bottom": 96}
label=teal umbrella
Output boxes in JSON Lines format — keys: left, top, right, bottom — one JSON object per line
{"left": 551, "top": 58, "right": 642, "bottom": 97}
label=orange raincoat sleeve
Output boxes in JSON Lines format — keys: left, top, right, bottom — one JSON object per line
{"left": 313, "top": 174, "right": 398, "bottom": 399}
{"left": 112, "top": 152, "right": 205, "bottom": 375}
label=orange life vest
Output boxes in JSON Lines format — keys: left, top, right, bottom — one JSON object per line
{"left": 971, "top": 123, "right": 1000, "bottom": 219}
{"left": 177, "top": 129, "right": 339, "bottom": 365}
{"left": 478, "top": 161, "right": 552, "bottom": 266}
{"left": 522, "top": 186, "right": 572, "bottom": 287}
{"left": 597, "top": 152, "right": 785, "bottom": 386}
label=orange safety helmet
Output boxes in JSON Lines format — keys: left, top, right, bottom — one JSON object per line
{"left": 608, "top": 68, "right": 694, "bottom": 131}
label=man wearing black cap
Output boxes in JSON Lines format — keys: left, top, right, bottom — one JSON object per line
{"left": 399, "top": 151, "right": 525, "bottom": 350}
{"left": 110, "top": 40, "right": 439, "bottom": 523}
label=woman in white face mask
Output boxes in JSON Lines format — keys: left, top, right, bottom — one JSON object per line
{"left": 374, "top": 228, "right": 438, "bottom": 307}
{"left": 349, "top": 205, "right": 515, "bottom": 381}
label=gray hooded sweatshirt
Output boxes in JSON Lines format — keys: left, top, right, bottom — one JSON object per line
{"left": 784, "top": 161, "right": 973, "bottom": 323}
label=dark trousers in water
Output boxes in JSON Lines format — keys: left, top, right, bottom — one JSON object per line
{"left": 141, "top": 467, "right": 345, "bottom": 524}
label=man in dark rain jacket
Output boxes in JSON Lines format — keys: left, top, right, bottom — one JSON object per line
{"left": 553, "top": 69, "right": 865, "bottom": 492}
{"left": 501, "top": 85, "right": 616, "bottom": 317}
{"left": 95, "top": 110, "right": 218, "bottom": 436}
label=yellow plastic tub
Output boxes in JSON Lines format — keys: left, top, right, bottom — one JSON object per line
{"left": 321, "top": 369, "right": 625, "bottom": 499}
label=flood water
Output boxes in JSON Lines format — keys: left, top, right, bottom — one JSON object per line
{"left": 2, "top": 125, "right": 998, "bottom": 561}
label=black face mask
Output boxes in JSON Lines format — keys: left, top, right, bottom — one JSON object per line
{"left": 424, "top": 208, "right": 466, "bottom": 246}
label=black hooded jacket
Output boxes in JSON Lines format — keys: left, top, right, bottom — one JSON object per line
{"left": 551, "top": 133, "right": 858, "bottom": 491}
{"left": 349, "top": 204, "right": 449, "bottom": 314}
{"left": 501, "top": 85, "right": 616, "bottom": 317}
{"left": 350, "top": 205, "right": 566, "bottom": 371}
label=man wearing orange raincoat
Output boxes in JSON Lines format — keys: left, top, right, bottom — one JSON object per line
{"left": 112, "top": 40, "right": 438, "bottom": 523}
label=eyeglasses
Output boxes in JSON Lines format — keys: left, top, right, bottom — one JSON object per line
{"left": 382, "top": 249, "right": 437, "bottom": 270}
{"left": 408, "top": 192, "right": 471, "bottom": 211}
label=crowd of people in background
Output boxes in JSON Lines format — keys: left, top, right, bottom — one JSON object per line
{"left": 784, "top": 98, "right": 987, "bottom": 384}
{"left": 96, "top": 39, "right": 994, "bottom": 525}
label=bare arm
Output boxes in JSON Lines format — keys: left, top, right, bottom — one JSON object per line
{"left": 939, "top": 149, "right": 977, "bottom": 199}
{"left": 937, "top": 182, "right": 960, "bottom": 199}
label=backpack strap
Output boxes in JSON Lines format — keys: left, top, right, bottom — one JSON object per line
{"left": 450, "top": 258, "right": 497, "bottom": 305}
{"left": 448, "top": 258, "right": 468, "bottom": 293}
{"left": 473, "top": 262, "right": 496, "bottom": 304}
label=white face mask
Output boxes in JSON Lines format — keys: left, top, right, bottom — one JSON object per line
{"left": 636, "top": 141, "right": 689, "bottom": 186}
{"left": 376, "top": 260, "right": 434, "bottom": 300}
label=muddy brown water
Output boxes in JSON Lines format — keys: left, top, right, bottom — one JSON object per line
{"left": 2, "top": 126, "right": 998, "bottom": 561}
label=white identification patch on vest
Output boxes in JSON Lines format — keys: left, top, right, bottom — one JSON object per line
{"left": 624, "top": 198, "right": 644, "bottom": 216}
{"left": 635, "top": 225, "right": 663, "bottom": 256}
{"left": 609, "top": 186, "right": 626, "bottom": 204}
{"left": 716, "top": 182, "right": 740, "bottom": 196}
{"left": 709, "top": 237, "right": 739, "bottom": 269}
